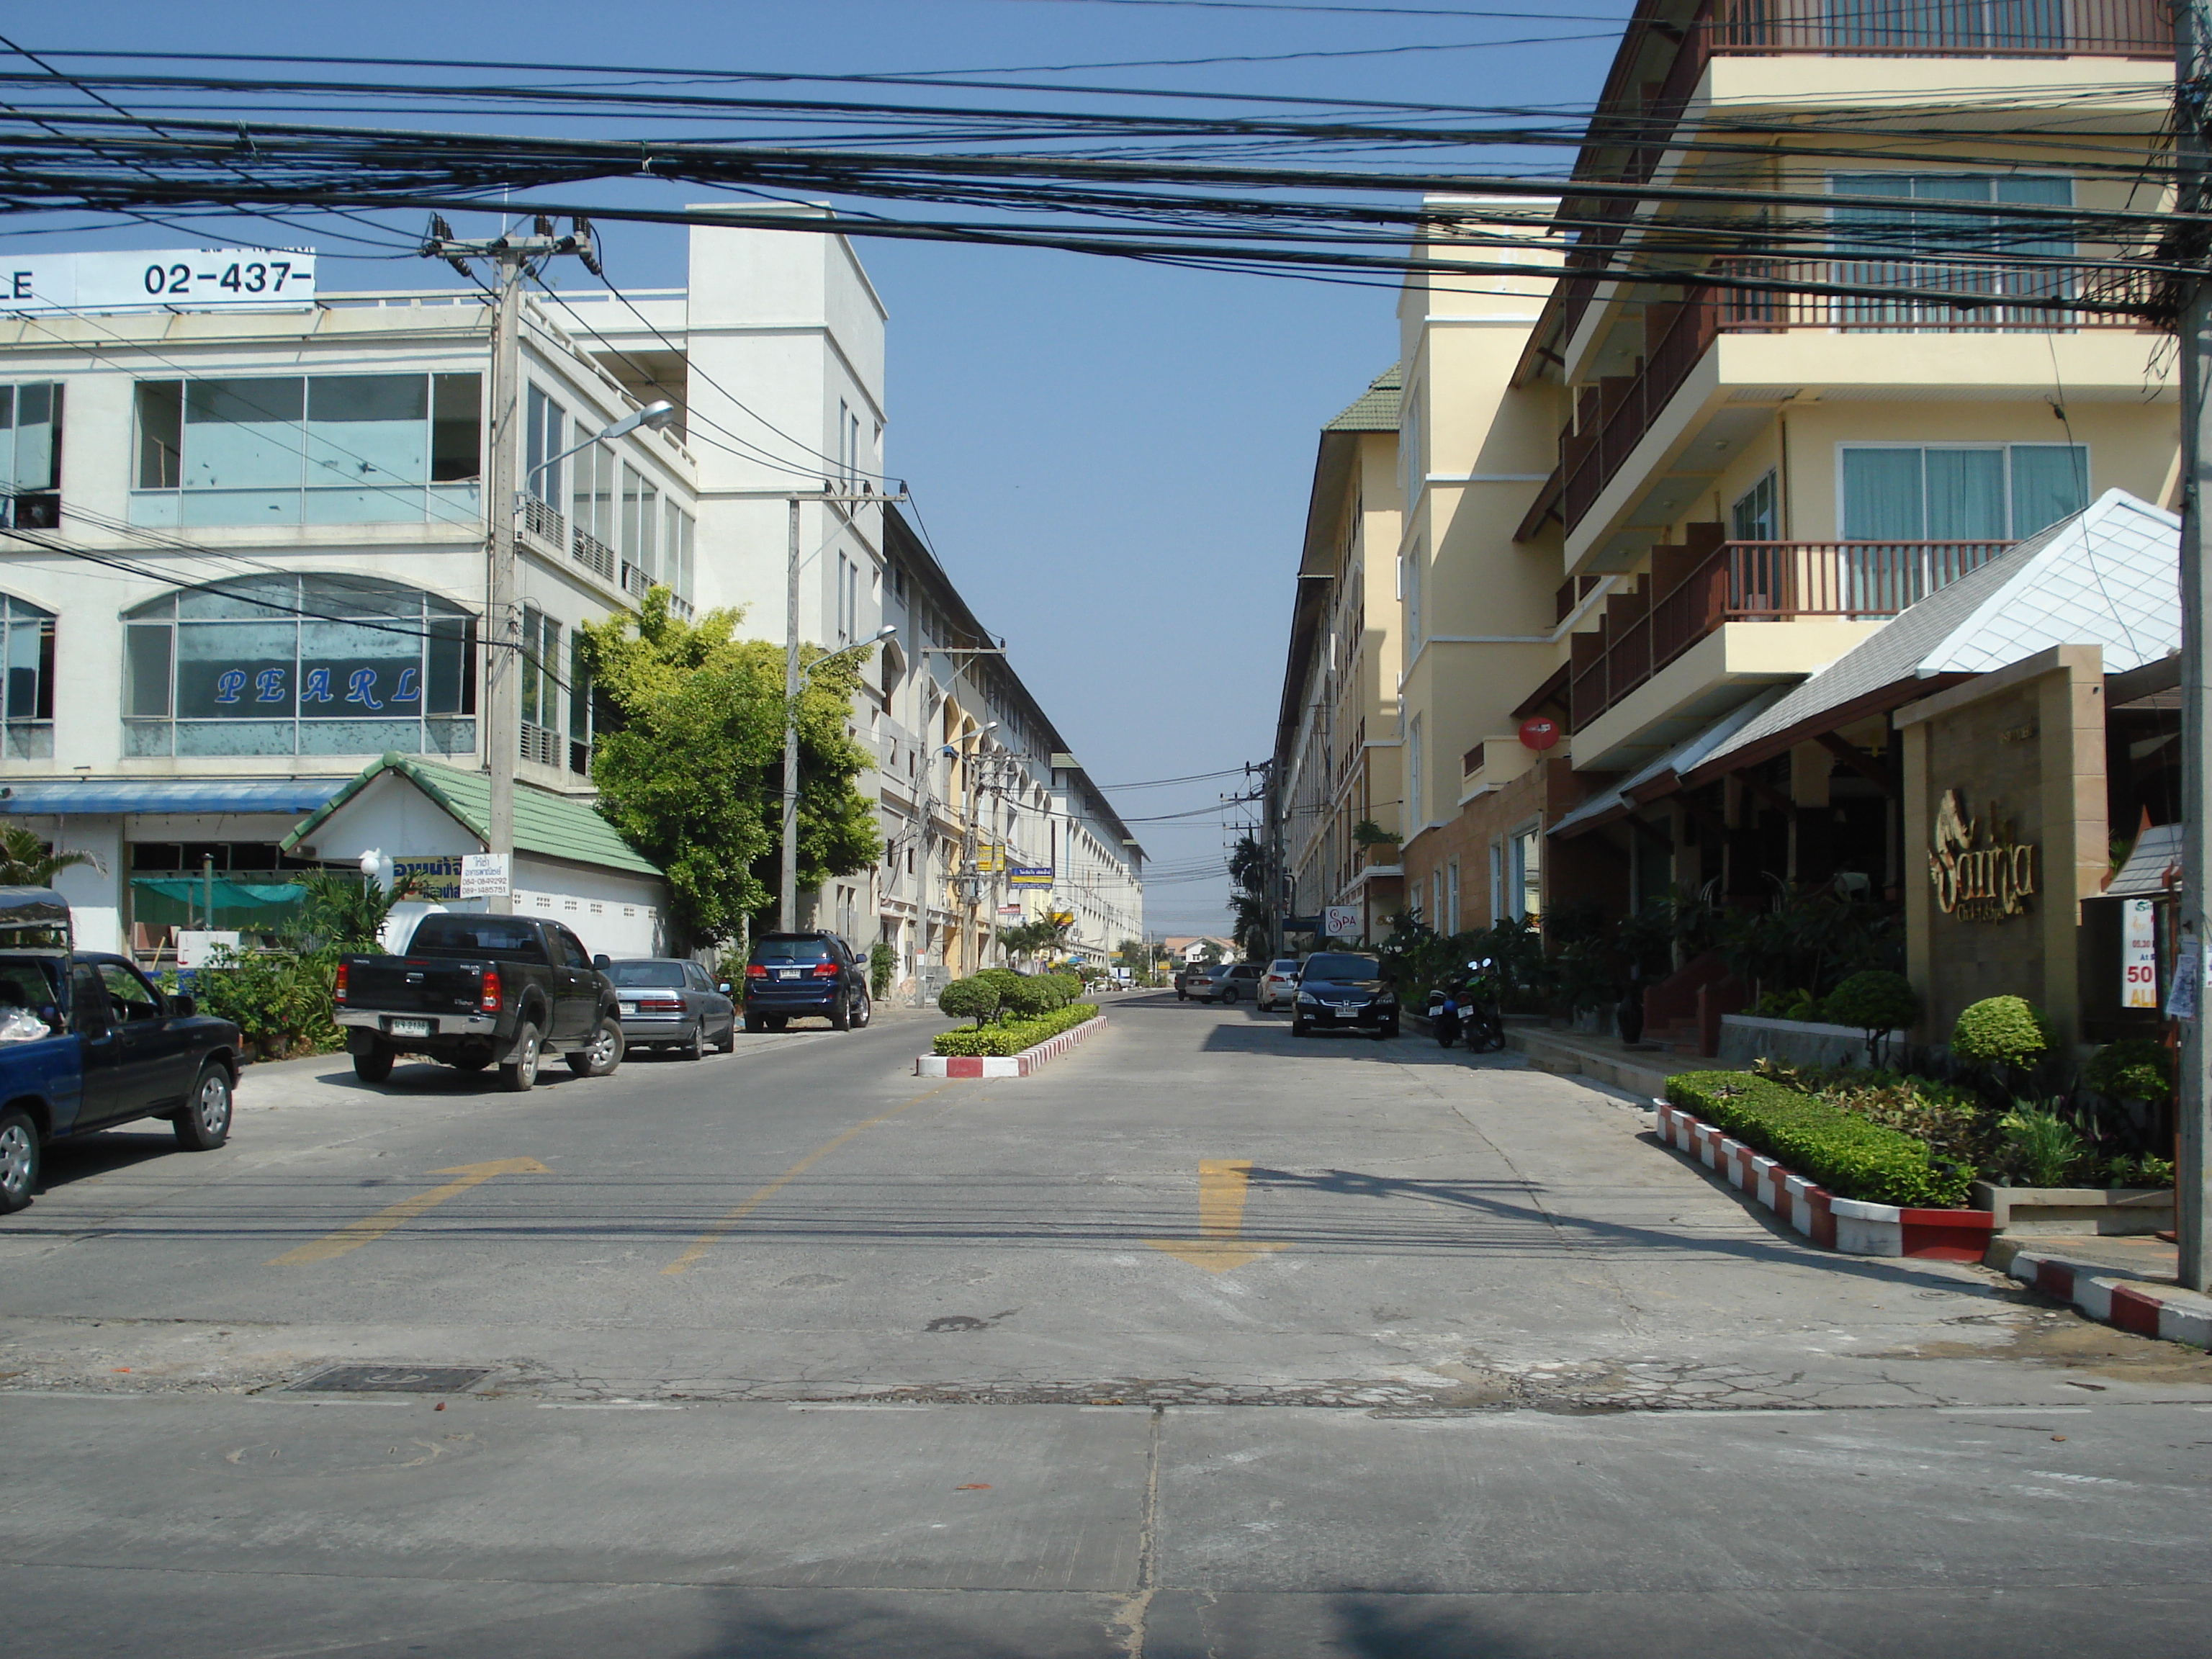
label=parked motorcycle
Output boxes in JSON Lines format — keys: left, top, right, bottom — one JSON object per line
{"left": 1430, "top": 960, "right": 1504, "bottom": 1053}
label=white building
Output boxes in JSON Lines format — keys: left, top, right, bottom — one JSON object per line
{"left": 0, "top": 217, "right": 1137, "bottom": 968}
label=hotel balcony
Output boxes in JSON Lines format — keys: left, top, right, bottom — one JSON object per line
{"left": 1566, "top": 530, "right": 2009, "bottom": 769}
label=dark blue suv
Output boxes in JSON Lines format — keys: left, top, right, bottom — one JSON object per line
{"left": 742, "top": 931, "right": 873, "bottom": 1032}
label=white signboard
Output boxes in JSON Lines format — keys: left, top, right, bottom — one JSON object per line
{"left": 2122, "top": 898, "right": 2159, "bottom": 1010}
{"left": 459, "top": 853, "right": 511, "bottom": 899}
{"left": 1323, "top": 905, "right": 1361, "bottom": 941}
{"left": 0, "top": 248, "right": 316, "bottom": 315}
{"left": 176, "top": 930, "right": 240, "bottom": 970}
{"left": 2166, "top": 943, "right": 2201, "bottom": 1021}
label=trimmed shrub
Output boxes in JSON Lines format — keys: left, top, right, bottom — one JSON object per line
{"left": 1666, "top": 1070, "right": 1974, "bottom": 1208}
{"left": 938, "top": 976, "right": 1002, "bottom": 1027}
{"left": 932, "top": 1002, "right": 1100, "bottom": 1057}
{"left": 868, "top": 941, "right": 894, "bottom": 999}
{"left": 2084, "top": 1038, "right": 2172, "bottom": 1104}
{"left": 999, "top": 975, "right": 1061, "bottom": 1019}
{"left": 1825, "top": 970, "right": 1921, "bottom": 1064}
{"left": 1950, "top": 996, "right": 2050, "bottom": 1069}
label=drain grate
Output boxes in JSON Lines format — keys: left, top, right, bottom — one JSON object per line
{"left": 288, "top": 1364, "right": 493, "bottom": 1395}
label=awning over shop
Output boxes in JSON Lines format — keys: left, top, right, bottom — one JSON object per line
{"left": 2104, "top": 823, "right": 2184, "bottom": 900}
{"left": 0, "top": 778, "right": 350, "bottom": 816}
{"left": 1549, "top": 688, "right": 1790, "bottom": 840}
{"left": 129, "top": 876, "right": 307, "bottom": 932}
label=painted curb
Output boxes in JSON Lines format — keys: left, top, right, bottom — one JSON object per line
{"left": 1653, "top": 1100, "right": 1994, "bottom": 1261}
{"left": 2002, "top": 1248, "right": 2212, "bottom": 1351}
{"left": 915, "top": 1015, "right": 1108, "bottom": 1079}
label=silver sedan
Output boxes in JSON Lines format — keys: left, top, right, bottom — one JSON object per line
{"left": 600, "top": 958, "right": 737, "bottom": 1060}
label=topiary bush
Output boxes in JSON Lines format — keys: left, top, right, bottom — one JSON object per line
{"left": 1950, "top": 995, "right": 2051, "bottom": 1070}
{"left": 1824, "top": 970, "right": 1921, "bottom": 1066}
{"left": 938, "top": 976, "right": 1002, "bottom": 1028}
{"left": 2084, "top": 1038, "right": 2172, "bottom": 1104}
{"left": 1665, "top": 1070, "right": 1974, "bottom": 1208}
{"left": 868, "top": 941, "right": 894, "bottom": 999}
{"left": 998, "top": 974, "right": 1061, "bottom": 1020}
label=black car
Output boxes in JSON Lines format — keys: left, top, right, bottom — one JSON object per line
{"left": 1289, "top": 950, "right": 1400, "bottom": 1039}
{"left": 742, "top": 931, "right": 873, "bottom": 1031}
{"left": 602, "top": 957, "right": 737, "bottom": 1059}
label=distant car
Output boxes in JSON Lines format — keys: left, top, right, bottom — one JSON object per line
{"left": 1290, "top": 951, "right": 1399, "bottom": 1039}
{"left": 1174, "top": 963, "right": 1211, "bottom": 1000}
{"left": 1257, "top": 958, "right": 1301, "bottom": 1011}
{"left": 1187, "top": 962, "right": 1264, "bottom": 1004}
{"left": 601, "top": 958, "right": 737, "bottom": 1060}
{"left": 742, "top": 931, "right": 872, "bottom": 1032}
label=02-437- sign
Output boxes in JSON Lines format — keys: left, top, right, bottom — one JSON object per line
{"left": 0, "top": 248, "right": 317, "bottom": 315}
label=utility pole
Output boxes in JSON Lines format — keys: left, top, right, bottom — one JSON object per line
{"left": 777, "top": 486, "right": 907, "bottom": 935}
{"left": 2177, "top": 0, "right": 2212, "bottom": 1292}
{"left": 422, "top": 215, "right": 596, "bottom": 916}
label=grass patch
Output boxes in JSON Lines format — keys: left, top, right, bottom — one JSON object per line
{"left": 1666, "top": 1070, "right": 1974, "bottom": 1209}
{"left": 932, "top": 1002, "right": 1100, "bottom": 1058}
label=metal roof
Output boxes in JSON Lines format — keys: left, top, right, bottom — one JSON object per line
{"left": 0, "top": 777, "right": 350, "bottom": 816}
{"left": 1694, "top": 489, "right": 2179, "bottom": 782}
{"left": 280, "top": 754, "right": 663, "bottom": 877}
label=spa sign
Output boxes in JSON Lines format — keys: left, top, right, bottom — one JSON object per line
{"left": 1928, "top": 790, "right": 2036, "bottom": 922}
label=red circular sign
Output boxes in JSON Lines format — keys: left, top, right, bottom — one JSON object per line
{"left": 1519, "top": 716, "right": 1561, "bottom": 752}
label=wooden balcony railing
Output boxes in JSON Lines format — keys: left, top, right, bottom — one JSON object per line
{"left": 1567, "top": 536, "right": 2011, "bottom": 732}
{"left": 1560, "top": 257, "right": 2148, "bottom": 535}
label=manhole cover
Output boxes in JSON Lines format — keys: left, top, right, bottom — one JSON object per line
{"left": 288, "top": 1365, "right": 493, "bottom": 1394}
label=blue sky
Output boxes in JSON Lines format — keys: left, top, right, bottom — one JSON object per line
{"left": 24, "top": 1, "right": 1630, "bottom": 932}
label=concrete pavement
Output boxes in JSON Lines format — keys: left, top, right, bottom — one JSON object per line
{"left": 3, "top": 992, "right": 2207, "bottom": 1655}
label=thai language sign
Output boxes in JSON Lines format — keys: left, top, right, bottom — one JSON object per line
{"left": 391, "top": 855, "right": 464, "bottom": 902}
{"left": 2121, "top": 898, "right": 2159, "bottom": 1010}
{"left": 1007, "top": 866, "right": 1053, "bottom": 887}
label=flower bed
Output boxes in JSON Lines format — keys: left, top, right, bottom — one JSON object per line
{"left": 1665, "top": 1071, "right": 1973, "bottom": 1209}
{"left": 932, "top": 1002, "right": 1100, "bottom": 1058}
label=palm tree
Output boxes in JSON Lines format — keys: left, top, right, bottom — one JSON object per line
{"left": 0, "top": 826, "right": 99, "bottom": 887}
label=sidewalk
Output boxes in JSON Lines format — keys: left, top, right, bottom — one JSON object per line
{"left": 1501, "top": 1022, "right": 1736, "bottom": 1101}
{"left": 1987, "top": 1231, "right": 2212, "bottom": 1348}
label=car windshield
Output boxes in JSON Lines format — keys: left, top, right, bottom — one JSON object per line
{"left": 1269, "top": 961, "right": 1299, "bottom": 974}
{"left": 406, "top": 917, "right": 546, "bottom": 961}
{"left": 752, "top": 936, "right": 834, "bottom": 964}
{"left": 606, "top": 962, "right": 686, "bottom": 988}
{"left": 1302, "top": 953, "right": 1381, "bottom": 981}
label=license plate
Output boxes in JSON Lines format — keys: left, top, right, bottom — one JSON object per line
{"left": 387, "top": 1017, "right": 432, "bottom": 1038}
{"left": 778, "top": 969, "right": 799, "bottom": 980}
{"left": 1334, "top": 1007, "right": 1357, "bottom": 1020}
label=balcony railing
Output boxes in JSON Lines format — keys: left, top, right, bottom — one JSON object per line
{"left": 1560, "top": 257, "right": 2147, "bottom": 534}
{"left": 572, "top": 526, "right": 616, "bottom": 582}
{"left": 1568, "top": 536, "right": 2010, "bottom": 732}
{"left": 1548, "top": 0, "right": 2162, "bottom": 346}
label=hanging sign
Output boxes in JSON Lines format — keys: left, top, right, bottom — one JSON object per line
{"left": 0, "top": 248, "right": 317, "bottom": 314}
{"left": 2165, "top": 943, "right": 2201, "bottom": 1021}
{"left": 459, "top": 853, "right": 511, "bottom": 899}
{"left": 1323, "top": 904, "right": 1361, "bottom": 940}
{"left": 1008, "top": 866, "right": 1054, "bottom": 887}
{"left": 2121, "top": 898, "right": 2159, "bottom": 1010}
{"left": 1519, "top": 716, "right": 1561, "bottom": 752}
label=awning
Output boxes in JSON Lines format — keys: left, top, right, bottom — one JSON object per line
{"left": 130, "top": 878, "right": 307, "bottom": 908}
{"left": 1549, "top": 687, "right": 1791, "bottom": 840}
{"left": 2104, "top": 823, "right": 2184, "bottom": 899}
{"left": 0, "top": 778, "right": 351, "bottom": 816}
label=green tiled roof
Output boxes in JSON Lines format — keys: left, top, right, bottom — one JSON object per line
{"left": 281, "top": 754, "right": 663, "bottom": 878}
{"left": 1323, "top": 363, "right": 1402, "bottom": 433}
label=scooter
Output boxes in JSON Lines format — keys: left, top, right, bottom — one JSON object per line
{"left": 1455, "top": 958, "right": 1506, "bottom": 1055}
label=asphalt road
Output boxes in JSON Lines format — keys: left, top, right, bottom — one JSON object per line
{"left": 4, "top": 993, "right": 2209, "bottom": 1657}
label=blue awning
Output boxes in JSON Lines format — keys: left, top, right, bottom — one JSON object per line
{"left": 0, "top": 778, "right": 351, "bottom": 816}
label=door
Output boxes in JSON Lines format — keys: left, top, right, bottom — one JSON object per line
{"left": 547, "top": 926, "right": 596, "bottom": 1043}
{"left": 67, "top": 962, "right": 132, "bottom": 1129}
{"left": 100, "top": 958, "right": 195, "bottom": 1112}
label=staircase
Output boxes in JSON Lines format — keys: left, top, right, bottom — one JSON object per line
{"left": 1641, "top": 950, "right": 1747, "bottom": 1058}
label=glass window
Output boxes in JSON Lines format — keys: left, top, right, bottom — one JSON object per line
{"left": 571, "top": 440, "right": 614, "bottom": 550}
{"left": 621, "top": 467, "right": 658, "bottom": 584}
{"left": 0, "top": 383, "right": 63, "bottom": 528}
{"left": 122, "top": 574, "right": 476, "bottom": 759}
{"left": 132, "top": 374, "right": 482, "bottom": 528}
{"left": 520, "top": 606, "right": 561, "bottom": 737}
{"left": 1829, "top": 175, "right": 2073, "bottom": 327}
{"left": 98, "top": 960, "right": 163, "bottom": 1022}
{"left": 607, "top": 962, "right": 685, "bottom": 987}
{"left": 1, "top": 593, "right": 55, "bottom": 759}
{"left": 1730, "top": 471, "right": 1777, "bottom": 541}
{"left": 526, "top": 384, "right": 565, "bottom": 506}
{"left": 1842, "top": 445, "right": 2087, "bottom": 542}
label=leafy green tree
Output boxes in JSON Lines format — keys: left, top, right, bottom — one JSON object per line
{"left": 0, "top": 825, "right": 99, "bottom": 886}
{"left": 1228, "top": 832, "right": 1271, "bottom": 957}
{"left": 580, "top": 592, "right": 881, "bottom": 946}
{"left": 289, "top": 868, "right": 421, "bottom": 952}
{"left": 998, "top": 917, "right": 1067, "bottom": 962}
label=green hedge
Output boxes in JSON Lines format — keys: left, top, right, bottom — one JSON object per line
{"left": 1665, "top": 1070, "right": 1974, "bottom": 1209}
{"left": 932, "top": 1002, "right": 1100, "bottom": 1057}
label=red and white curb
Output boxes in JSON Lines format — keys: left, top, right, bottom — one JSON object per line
{"left": 915, "top": 1015, "right": 1108, "bottom": 1079}
{"left": 1654, "top": 1100, "right": 1994, "bottom": 1261}
{"left": 2002, "top": 1249, "right": 2212, "bottom": 1350}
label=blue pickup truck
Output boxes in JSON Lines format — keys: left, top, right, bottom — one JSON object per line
{"left": 0, "top": 886, "right": 243, "bottom": 1215}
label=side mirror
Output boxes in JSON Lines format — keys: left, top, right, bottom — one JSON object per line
{"left": 170, "top": 993, "right": 198, "bottom": 1018}
{"left": 593, "top": 953, "right": 611, "bottom": 971}
{"left": 718, "top": 982, "right": 732, "bottom": 994}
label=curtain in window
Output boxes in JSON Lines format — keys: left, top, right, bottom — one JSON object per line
{"left": 1924, "top": 449, "right": 2007, "bottom": 541}
{"left": 2010, "top": 444, "right": 2090, "bottom": 539}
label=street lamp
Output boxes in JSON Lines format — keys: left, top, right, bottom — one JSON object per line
{"left": 781, "top": 624, "right": 899, "bottom": 933}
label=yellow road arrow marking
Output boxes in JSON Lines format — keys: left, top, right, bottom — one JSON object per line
{"left": 1146, "top": 1159, "right": 1290, "bottom": 1273}
{"left": 269, "top": 1158, "right": 552, "bottom": 1267}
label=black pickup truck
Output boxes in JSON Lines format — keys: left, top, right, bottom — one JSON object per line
{"left": 336, "top": 913, "right": 624, "bottom": 1091}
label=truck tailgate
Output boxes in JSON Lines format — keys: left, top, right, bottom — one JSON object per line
{"left": 341, "top": 956, "right": 490, "bottom": 1017}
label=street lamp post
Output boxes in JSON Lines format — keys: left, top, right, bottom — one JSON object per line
{"left": 780, "top": 622, "right": 897, "bottom": 934}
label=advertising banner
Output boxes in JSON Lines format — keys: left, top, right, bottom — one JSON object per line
{"left": 391, "top": 855, "right": 464, "bottom": 902}
{"left": 1, "top": 248, "right": 317, "bottom": 314}
{"left": 2121, "top": 898, "right": 2158, "bottom": 1010}
{"left": 459, "top": 853, "right": 511, "bottom": 899}
{"left": 1323, "top": 905, "right": 1361, "bottom": 940}
{"left": 1008, "top": 866, "right": 1053, "bottom": 887}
